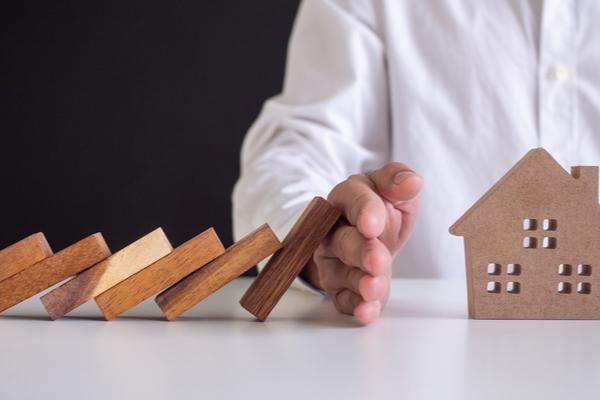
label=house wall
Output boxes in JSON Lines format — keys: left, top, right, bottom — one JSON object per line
{"left": 465, "top": 178, "right": 600, "bottom": 319}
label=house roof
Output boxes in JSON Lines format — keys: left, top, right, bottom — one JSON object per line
{"left": 449, "top": 148, "right": 587, "bottom": 236}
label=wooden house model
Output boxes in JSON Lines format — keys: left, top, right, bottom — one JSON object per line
{"left": 450, "top": 148, "right": 600, "bottom": 319}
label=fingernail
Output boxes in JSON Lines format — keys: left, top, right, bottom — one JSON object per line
{"left": 393, "top": 171, "right": 415, "bottom": 184}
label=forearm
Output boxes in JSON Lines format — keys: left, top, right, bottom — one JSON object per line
{"left": 232, "top": 0, "right": 391, "bottom": 292}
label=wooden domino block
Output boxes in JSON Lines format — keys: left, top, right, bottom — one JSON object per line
{"left": 155, "top": 224, "right": 282, "bottom": 320}
{"left": 0, "top": 233, "right": 110, "bottom": 313}
{"left": 95, "top": 228, "right": 225, "bottom": 320}
{"left": 240, "top": 196, "right": 341, "bottom": 321}
{"left": 40, "top": 228, "right": 173, "bottom": 320}
{"left": 0, "top": 233, "right": 53, "bottom": 282}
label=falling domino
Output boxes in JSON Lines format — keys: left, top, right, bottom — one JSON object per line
{"left": 40, "top": 228, "right": 173, "bottom": 320}
{"left": 95, "top": 228, "right": 225, "bottom": 320}
{"left": 0, "top": 233, "right": 111, "bottom": 313}
{"left": 1, "top": 198, "right": 339, "bottom": 321}
{"left": 0, "top": 233, "right": 54, "bottom": 282}
{"left": 239, "top": 196, "right": 341, "bottom": 321}
{"left": 155, "top": 223, "right": 282, "bottom": 320}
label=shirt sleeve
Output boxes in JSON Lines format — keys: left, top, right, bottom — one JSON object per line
{"left": 232, "top": 0, "right": 390, "bottom": 293}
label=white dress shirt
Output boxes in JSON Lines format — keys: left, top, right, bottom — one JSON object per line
{"left": 232, "top": 0, "right": 600, "bottom": 279}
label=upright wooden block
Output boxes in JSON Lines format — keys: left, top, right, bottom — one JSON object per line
{"left": 0, "top": 233, "right": 53, "bottom": 282}
{"left": 95, "top": 228, "right": 225, "bottom": 320}
{"left": 0, "top": 233, "right": 110, "bottom": 313}
{"left": 240, "top": 196, "right": 341, "bottom": 321}
{"left": 156, "top": 224, "right": 282, "bottom": 320}
{"left": 40, "top": 228, "right": 173, "bottom": 320}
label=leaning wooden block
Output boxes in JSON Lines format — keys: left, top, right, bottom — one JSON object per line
{"left": 0, "top": 233, "right": 110, "bottom": 313}
{"left": 240, "top": 196, "right": 341, "bottom": 321}
{"left": 156, "top": 224, "right": 281, "bottom": 320}
{"left": 0, "top": 233, "right": 53, "bottom": 282}
{"left": 95, "top": 228, "right": 225, "bottom": 320}
{"left": 40, "top": 228, "right": 173, "bottom": 320}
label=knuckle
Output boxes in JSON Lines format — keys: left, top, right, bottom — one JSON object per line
{"left": 319, "top": 272, "right": 333, "bottom": 292}
{"left": 347, "top": 173, "right": 364, "bottom": 182}
{"left": 315, "top": 261, "right": 330, "bottom": 284}
{"left": 349, "top": 268, "right": 364, "bottom": 290}
{"left": 341, "top": 264, "right": 353, "bottom": 283}
{"left": 332, "top": 298, "right": 345, "bottom": 314}
{"left": 327, "top": 180, "right": 350, "bottom": 203}
{"left": 349, "top": 192, "right": 373, "bottom": 222}
{"left": 334, "top": 291, "right": 351, "bottom": 313}
{"left": 336, "top": 227, "right": 352, "bottom": 257}
{"left": 385, "top": 161, "right": 411, "bottom": 172}
{"left": 313, "top": 243, "right": 327, "bottom": 260}
{"left": 316, "top": 260, "right": 339, "bottom": 292}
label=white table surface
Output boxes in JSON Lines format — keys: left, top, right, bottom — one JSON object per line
{"left": 0, "top": 278, "right": 598, "bottom": 400}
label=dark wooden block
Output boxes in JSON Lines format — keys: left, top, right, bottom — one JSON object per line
{"left": 156, "top": 224, "right": 281, "bottom": 320}
{"left": 239, "top": 197, "right": 341, "bottom": 321}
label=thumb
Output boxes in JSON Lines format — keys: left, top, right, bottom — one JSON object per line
{"left": 367, "top": 163, "right": 423, "bottom": 205}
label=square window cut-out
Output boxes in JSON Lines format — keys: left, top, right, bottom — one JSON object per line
{"left": 506, "top": 282, "right": 520, "bottom": 294}
{"left": 558, "top": 264, "right": 572, "bottom": 276}
{"left": 487, "top": 282, "right": 501, "bottom": 293}
{"left": 558, "top": 282, "right": 571, "bottom": 294}
{"left": 523, "top": 218, "right": 537, "bottom": 231}
{"left": 577, "top": 264, "right": 592, "bottom": 276}
{"left": 487, "top": 263, "right": 501, "bottom": 275}
{"left": 507, "top": 263, "right": 521, "bottom": 275}
{"left": 523, "top": 237, "right": 537, "bottom": 249}
{"left": 543, "top": 219, "right": 557, "bottom": 231}
{"left": 543, "top": 237, "right": 557, "bottom": 249}
{"left": 577, "top": 282, "right": 591, "bottom": 294}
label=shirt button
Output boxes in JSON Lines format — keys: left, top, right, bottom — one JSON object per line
{"left": 553, "top": 65, "right": 569, "bottom": 81}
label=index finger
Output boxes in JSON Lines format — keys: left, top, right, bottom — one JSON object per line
{"left": 327, "top": 175, "right": 386, "bottom": 239}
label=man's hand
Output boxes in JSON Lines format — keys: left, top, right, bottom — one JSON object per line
{"left": 301, "top": 163, "right": 422, "bottom": 325}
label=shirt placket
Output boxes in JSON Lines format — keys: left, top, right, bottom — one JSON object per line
{"left": 538, "top": 0, "right": 577, "bottom": 160}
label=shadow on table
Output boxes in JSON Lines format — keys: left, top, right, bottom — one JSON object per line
{"left": 384, "top": 301, "right": 467, "bottom": 320}
{"left": 0, "top": 310, "right": 358, "bottom": 327}
{"left": 0, "top": 300, "right": 465, "bottom": 324}
{"left": 171, "top": 299, "right": 361, "bottom": 329}
{"left": 0, "top": 314, "right": 51, "bottom": 322}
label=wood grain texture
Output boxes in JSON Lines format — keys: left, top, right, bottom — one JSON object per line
{"left": 0, "top": 233, "right": 53, "bottom": 282}
{"left": 0, "top": 233, "right": 111, "bottom": 313}
{"left": 240, "top": 197, "right": 341, "bottom": 321}
{"left": 450, "top": 148, "right": 600, "bottom": 319}
{"left": 156, "top": 224, "right": 281, "bottom": 320}
{"left": 95, "top": 228, "right": 225, "bottom": 320}
{"left": 41, "top": 228, "right": 173, "bottom": 320}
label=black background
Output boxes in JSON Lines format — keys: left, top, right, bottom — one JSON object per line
{"left": 1, "top": 1, "right": 300, "bottom": 265}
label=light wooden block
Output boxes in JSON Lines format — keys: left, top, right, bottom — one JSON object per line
{"left": 95, "top": 228, "right": 225, "bottom": 320}
{"left": 40, "top": 228, "right": 173, "bottom": 320}
{"left": 156, "top": 224, "right": 282, "bottom": 320}
{"left": 240, "top": 197, "right": 341, "bottom": 321}
{"left": 0, "top": 233, "right": 111, "bottom": 313}
{"left": 0, "top": 233, "right": 53, "bottom": 282}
